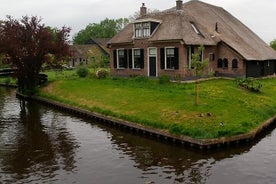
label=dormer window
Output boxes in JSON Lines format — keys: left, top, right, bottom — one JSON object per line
{"left": 135, "top": 22, "right": 150, "bottom": 38}
{"left": 134, "top": 19, "right": 161, "bottom": 38}
{"left": 135, "top": 23, "right": 142, "bottom": 37}
{"left": 142, "top": 22, "right": 150, "bottom": 37}
{"left": 190, "top": 21, "right": 204, "bottom": 38}
{"left": 191, "top": 22, "right": 200, "bottom": 34}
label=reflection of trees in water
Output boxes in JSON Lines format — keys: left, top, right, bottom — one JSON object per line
{"left": 108, "top": 129, "right": 254, "bottom": 183}
{"left": 1, "top": 99, "right": 78, "bottom": 182}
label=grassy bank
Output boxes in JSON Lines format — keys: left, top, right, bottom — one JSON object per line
{"left": 39, "top": 74, "right": 276, "bottom": 139}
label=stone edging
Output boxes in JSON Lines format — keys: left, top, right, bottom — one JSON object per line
{"left": 16, "top": 92, "right": 276, "bottom": 150}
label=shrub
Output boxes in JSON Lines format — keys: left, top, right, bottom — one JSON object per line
{"left": 4, "top": 78, "right": 11, "bottom": 85}
{"left": 159, "top": 75, "right": 170, "bottom": 84}
{"left": 236, "top": 77, "right": 262, "bottom": 92}
{"left": 95, "top": 69, "right": 108, "bottom": 79}
{"left": 76, "top": 66, "right": 89, "bottom": 78}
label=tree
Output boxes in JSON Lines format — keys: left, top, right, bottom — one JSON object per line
{"left": 73, "top": 18, "right": 129, "bottom": 44}
{"left": 270, "top": 39, "right": 276, "bottom": 50}
{"left": 191, "top": 45, "right": 208, "bottom": 106}
{"left": 0, "top": 16, "right": 71, "bottom": 94}
{"left": 129, "top": 9, "right": 160, "bottom": 22}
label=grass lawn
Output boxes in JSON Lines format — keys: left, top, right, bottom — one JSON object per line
{"left": 39, "top": 72, "right": 276, "bottom": 139}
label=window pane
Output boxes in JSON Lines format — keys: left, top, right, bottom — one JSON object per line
{"left": 118, "top": 50, "right": 124, "bottom": 56}
{"left": 118, "top": 50, "right": 125, "bottom": 68}
{"left": 135, "top": 23, "right": 141, "bottom": 28}
{"left": 232, "top": 59, "right": 238, "bottom": 68}
{"left": 143, "top": 28, "right": 150, "bottom": 37}
{"left": 142, "top": 22, "right": 149, "bottom": 27}
{"left": 166, "top": 48, "right": 174, "bottom": 55}
{"left": 149, "top": 48, "right": 156, "bottom": 55}
{"left": 134, "top": 49, "right": 140, "bottom": 55}
{"left": 166, "top": 48, "right": 175, "bottom": 69}
{"left": 133, "top": 49, "right": 141, "bottom": 68}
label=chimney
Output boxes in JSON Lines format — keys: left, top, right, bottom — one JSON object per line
{"left": 176, "top": 0, "right": 183, "bottom": 10}
{"left": 140, "top": 3, "right": 147, "bottom": 16}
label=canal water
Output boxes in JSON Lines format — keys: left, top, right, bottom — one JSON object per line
{"left": 1, "top": 87, "right": 276, "bottom": 184}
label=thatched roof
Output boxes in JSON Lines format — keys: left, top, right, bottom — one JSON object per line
{"left": 109, "top": 0, "right": 276, "bottom": 60}
{"left": 70, "top": 44, "right": 106, "bottom": 59}
{"left": 86, "top": 38, "right": 110, "bottom": 54}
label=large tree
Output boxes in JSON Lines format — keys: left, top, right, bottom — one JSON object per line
{"left": 73, "top": 18, "right": 129, "bottom": 44}
{"left": 0, "top": 16, "right": 71, "bottom": 94}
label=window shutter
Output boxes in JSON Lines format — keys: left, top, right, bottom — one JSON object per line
{"left": 160, "top": 48, "right": 165, "bottom": 69}
{"left": 128, "top": 49, "right": 132, "bottom": 69}
{"left": 174, "top": 48, "right": 179, "bottom": 69}
{"left": 123, "top": 49, "right": 128, "bottom": 68}
{"left": 113, "top": 50, "right": 117, "bottom": 68}
{"left": 140, "top": 49, "right": 144, "bottom": 68}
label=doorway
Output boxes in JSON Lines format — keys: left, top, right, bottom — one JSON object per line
{"left": 148, "top": 48, "right": 157, "bottom": 77}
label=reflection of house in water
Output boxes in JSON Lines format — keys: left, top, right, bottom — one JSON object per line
{"left": 69, "top": 38, "right": 110, "bottom": 67}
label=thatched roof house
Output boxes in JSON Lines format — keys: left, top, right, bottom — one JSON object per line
{"left": 109, "top": 0, "right": 276, "bottom": 78}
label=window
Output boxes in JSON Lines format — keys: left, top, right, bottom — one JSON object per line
{"left": 232, "top": 59, "right": 238, "bottom": 69}
{"left": 217, "top": 58, "right": 223, "bottom": 68}
{"left": 149, "top": 48, "right": 157, "bottom": 56}
{"left": 160, "top": 47, "right": 179, "bottom": 70}
{"left": 199, "top": 49, "right": 204, "bottom": 61}
{"left": 166, "top": 48, "right": 175, "bottom": 69}
{"left": 209, "top": 53, "right": 215, "bottom": 61}
{"left": 223, "top": 58, "right": 228, "bottom": 68}
{"left": 134, "top": 22, "right": 151, "bottom": 38}
{"left": 142, "top": 23, "right": 150, "bottom": 37}
{"left": 113, "top": 49, "right": 127, "bottom": 69}
{"left": 132, "top": 49, "right": 144, "bottom": 69}
{"left": 187, "top": 46, "right": 195, "bottom": 69}
{"left": 191, "top": 23, "right": 200, "bottom": 34}
{"left": 135, "top": 23, "right": 142, "bottom": 38}
{"left": 190, "top": 21, "right": 204, "bottom": 38}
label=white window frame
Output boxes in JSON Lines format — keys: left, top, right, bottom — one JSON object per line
{"left": 134, "top": 22, "right": 151, "bottom": 38}
{"left": 132, "top": 48, "right": 142, "bottom": 69}
{"left": 165, "top": 47, "right": 175, "bottom": 70}
{"left": 117, "top": 49, "right": 125, "bottom": 69}
{"left": 147, "top": 47, "right": 158, "bottom": 77}
{"left": 187, "top": 46, "right": 192, "bottom": 69}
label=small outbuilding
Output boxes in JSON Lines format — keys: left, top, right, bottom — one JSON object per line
{"left": 69, "top": 38, "right": 110, "bottom": 67}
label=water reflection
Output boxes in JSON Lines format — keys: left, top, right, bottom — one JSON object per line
{"left": 0, "top": 92, "right": 78, "bottom": 183}
{"left": 1, "top": 87, "right": 276, "bottom": 184}
{"left": 107, "top": 127, "right": 257, "bottom": 183}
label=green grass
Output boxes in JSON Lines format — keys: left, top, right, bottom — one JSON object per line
{"left": 39, "top": 73, "right": 276, "bottom": 139}
{"left": 0, "top": 77, "right": 17, "bottom": 85}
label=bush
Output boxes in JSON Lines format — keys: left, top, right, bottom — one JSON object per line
{"left": 76, "top": 66, "right": 89, "bottom": 78}
{"left": 159, "top": 75, "right": 170, "bottom": 84}
{"left": 95, "top": 69, "right": 108, "bottom": 79}
{"left": 236, "top": 77, "right": 262, "bottom": 92}
{"left": 4, "top": 78, "right": 11, "bottom": 85}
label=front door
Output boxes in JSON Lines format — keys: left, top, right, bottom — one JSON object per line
{"left": 148, "top": 48, "right": 157, "bottom": 77}
{"left": 149, "top": 57, "right": 156, "bottom": 77}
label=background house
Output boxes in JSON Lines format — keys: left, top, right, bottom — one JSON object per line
{"left": 69, "top": 38, "right": 110, "bottom": 67}
{"left": 108, "top": 0, "right": 276, "bottom": 78}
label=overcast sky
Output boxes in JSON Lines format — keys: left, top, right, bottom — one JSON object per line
{"left": 0, "top": 0, "right": 275, "bottom": 44}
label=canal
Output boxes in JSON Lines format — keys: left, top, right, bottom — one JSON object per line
{"left": 0, "top": 87, "right": 276, "bottom": 184}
